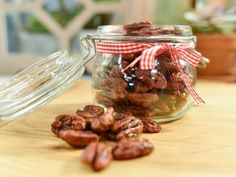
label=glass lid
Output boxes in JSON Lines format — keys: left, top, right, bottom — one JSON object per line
{"left": 0, "top": 50, "right": 86, "bottom": 126}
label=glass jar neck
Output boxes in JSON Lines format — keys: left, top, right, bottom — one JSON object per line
{"left": 92, "top": 25, "right": 195, "bottom": 44}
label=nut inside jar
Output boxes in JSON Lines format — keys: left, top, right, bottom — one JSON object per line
{"left": 93, "top": 51, "right": 196, "bottom": 120}
{"left": 90, "top": 23, "right": 204, "bottom": 122}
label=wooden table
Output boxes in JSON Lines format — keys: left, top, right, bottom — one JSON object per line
{"left": 0, "top": 80, "right": 236, "bottom": 177}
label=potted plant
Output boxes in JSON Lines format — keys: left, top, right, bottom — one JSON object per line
{"left": 185, "top": 4, "right": 236, "bottom": 81}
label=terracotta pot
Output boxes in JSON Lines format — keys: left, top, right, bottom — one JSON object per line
{"left": 196, "top": 34, "right": 236, "bottom": 82}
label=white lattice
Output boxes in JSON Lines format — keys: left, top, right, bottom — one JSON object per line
{"left": 0, "top": 0, "right": 155, "bottom": 74}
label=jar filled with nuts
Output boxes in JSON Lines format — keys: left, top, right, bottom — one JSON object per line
{"left": 82, "top": 22, "right": 206, "bottom": 123}
{"left": 0, "top": 21, "right": 207, "bottom": 126}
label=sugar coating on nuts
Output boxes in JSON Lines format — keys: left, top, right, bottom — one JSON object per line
{"left": 111, "top": 116, "right": 143, "bottom": 140}
{"left": 81, "top": 142, "right": 113, "bottom": 171}
{"left": 112, "top": 138, "right": 154, "bottom": 160}
{"left": 91, "top": 107, "right": 114, "bottom": 133}
{"left": 141, "top": 119, "right": 162, "bottom": 133}
{"left": 59, "top": 130, "right": 99, "bottom": 148}
{"left": 127, "top": 93, "right": 159, "bottom": 106}
{"left": 100, "top": 78, "right": 128, "bottom": 100}
{"left": 76, "top": 105, "right": 104, "bottom": 124}
{"left": 51, "top": 114, "right": 86, "bottom": 136}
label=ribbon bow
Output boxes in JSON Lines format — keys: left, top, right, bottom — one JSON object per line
{"left": 96, "top": 42, "right": 205, "bottom": 104}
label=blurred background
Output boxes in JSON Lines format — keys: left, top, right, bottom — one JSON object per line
{"left": 0, "top": 0, "right": 236, "bottom": 82}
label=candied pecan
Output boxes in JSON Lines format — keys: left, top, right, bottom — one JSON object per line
{"left": 135, "top": 69, "right": 167, "bottom": 89}
{"left": 121, "top": 60, "right": 133, "bottom": 76}
{"left": 175, "top": 97, "right": 187, "bottom": 111}
{"left": 110, "top": 66, "right": 123, "bottom": 78}
{"left": 112, "top": 138, "right": 154, "bottom": 160}
{"left": 100, "top": 78, "right": 127, "bottom": 100}
{"left": 135, "top": 26, "right": 176, "bottom": 36}
{"left": 151, "top": 26, "right": 175, "bottom": 35}
{"left": 111, "top": 116, "right": 143, "bottom": 140}
{"left": 112, "top": 116, "right": 141, "bottom": 132}
{"left": 122, "top": 53, "right": 136, "bottom": 61}
{"left": 177, "top": 91, "right": 187, "bottom": 99}
{"left": 81, "top": 142, "right": 97, "bottom": 165}
{"left": 127, "top": 93, "right": 159, "bottom": 106}
{"left": 149, "top": 71, "right": 168, "bottom": 89}
{"left": 141, "top": 119, "right": 162, "bottom": 133}
{"left": 158, "top": 61, "right": 179, "bottom": 77}
{"left": 135, "top": 27, "right": 153, "bottom": 36}
{"left": 154, "top": 26, "right": 175, "bottom": 34}
{"left": 84, "top": 105, "right": 104, "bottom": 116}
{"left": 116, "top": 126, "right": 143, "bottom": 140}
{"left": 118, "top": 105, "right": 157, "bottom": 118}
{"left": 81, "top": 142, "right": 113, "bottom": 171}
{"left": 59, "top": 130, "right": 99, "bottom": 148}
{"left": 157, "top": 52, "right": 172, "bottom": 62}
{"left": 96, "top": 93, "right": 116, "bottom": 107}
{"left": 51, "top": 114, "right": 86, "bottom": 136}
{"left": 124, "top": 21, "right": 151, "bottom": 30}
{"left": 113, "top": 112, "right": 133, "bottom": 121}
{"left": 166, "top": 73, "right": 185, "bottom": 90}
{"left": 76, "top": 105, "right": 104, "bottom": 124}
{"left": 161, "top": 93, "right": 177, "bottom": 102}
{"left": 91, "top": 107, "right": 114, "bottom": 133}
{"left": 124, "top": 21, "right": 151, "bottom": 35}
{"left": 153, "top": 100, "right": 170, "bottom": 113}
{"left": 134, "top": 81, "right": 153, "bottom": 93}
{"left": 151, "top": 97, "right": 178, "bottom": 116}
{"left": 166, "top": 81, "right": 185, "bottom": 91}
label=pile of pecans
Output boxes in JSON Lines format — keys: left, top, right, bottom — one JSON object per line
{"left": 51, "top": 105, "right": 161, "bottom": 171}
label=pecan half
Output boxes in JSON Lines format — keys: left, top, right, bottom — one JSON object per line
{"left": 124, "top": 21, "right": 151, "bottom": 35}
{"left": 122, "top": 53, "right": 136, "bottom": 61}
{"left": 100, "top": 78, "right": 127, "bottom": 100}
{"left": 113, "top": 112, "right": 133, "bottom": 121}
{"left": 91, "top": 107, "right": 114, "bottom": 133}
{"left": 137, "top": 26, "right": 175, "bottom": 36}
{"left": 81, "top": 142, "right": 113, "bottom": 171}
{"left": 113, "top": 138, "right": 154, "bottom": 160}
{"left": 141, "top": 119, "right": 162, "bottom": 133}
{"left": 121, "top": 60, "right": 133, "bottom": 76}
{"left": 160, "top": 61, "right": 179, "bottom": 74}
{"left": 115, "top": 104, "right": 157, "bottom": 118}
{"left": 166, "top": 73, "right": 185, "bottom": 90}
{"left": 135, "top": 69, "right": 167, "bottom": 89}
{"left": 76, "top": 105, "right": 104, "bottom": 124}
{"left": 127, "top": 93, "right": 159, "bottom": 106}
{"left": 51, "top": 114, "right": 86, "bottom": 136}
{"left": 110, "top": 66, "right": 123, "bottom": 78}
{"left": 111, "top": 116, "right": 143, "bottom": 140}
{"left": 59, "top": 130, "right": 99, "bottom": 148}
{"left": 134, "top": 81, "right": 153, "bottom": 93}
{"left": 175, "top": 97, "right": 187, "bottom": 111}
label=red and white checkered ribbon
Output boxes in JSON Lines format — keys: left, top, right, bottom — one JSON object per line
{"left": 96, "top": 42, "right": 205, "bottom": 104}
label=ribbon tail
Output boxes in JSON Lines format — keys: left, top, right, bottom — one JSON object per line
{"left": 181, "top": 74, "right": 205, "bottom": 104}
{"left": 122, "top": 56, "right": 141, "bottom": 72}
{"left": 169, "top": 46, "right": 205, "bottom": 104}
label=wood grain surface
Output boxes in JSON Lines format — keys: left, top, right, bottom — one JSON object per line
{"left": 0, "top": 80, "right": 236, "bottom": 177}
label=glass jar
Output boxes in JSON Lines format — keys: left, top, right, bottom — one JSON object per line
{"left": 87, "top": 25, "right": 203, "bottom": 122}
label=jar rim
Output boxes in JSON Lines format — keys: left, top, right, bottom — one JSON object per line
{"left": 91, "top": 25, "right": 195, "bottom": 42}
